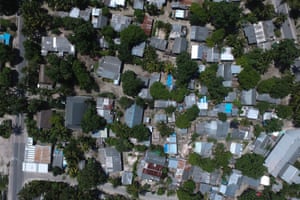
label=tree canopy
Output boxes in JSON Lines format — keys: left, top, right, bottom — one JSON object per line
{"left": 175, "top": 105, "right": 199, "bottom": 129}
{"left": 121, "top": 70, "right": 144, "bottom": 97}
{"left": 257, "top": 75, "right": 293, "bottom": 98}
{"left": 235, "top": 154, "right": 266, "bottom": 179}
{"left": 175, "top": 52, "right": 198, "bottom": 87}
{"left": 271, "top": 39, "right": 300, "bottom": 72}
{"left": 77, "top": 158, "right": 107, "bottom": 190}
{"left": 150, "top": 82, "right": 170, "bottom": 100}
{"left": 81, "top": 104, "right": 106, "bottom": 133}
{"left": 238, "top": 66, "right": 260, "bottom": 90}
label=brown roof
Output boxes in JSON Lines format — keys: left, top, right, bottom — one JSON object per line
{"left": 180, "top": 0, "right": 202, "bottom": 6}
{"left": 141, "top": 15, "right": 153, "bottom": 36}
{"left": 37, "top": 110, "right": 52, "bottom": 129}
{"left": 143, "top": 163, "right": 164, "bottom": 178}
{"left": 34, "top": 145, "right": 51, "bottom": 164}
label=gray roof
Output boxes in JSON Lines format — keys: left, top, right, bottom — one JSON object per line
{"left": 264, "top": 129, "right": 300, "bottom": 177}
{"left": 243, "top": 25, "right": 257, "bottom": 44}
{"left": 257, "top": 93, "right": 281, "bottom": 104}
{"left": 206, "top": 47, "right": 220, "bottom": 63}
{"left": 184, "top": 93, "right": 197, "bottom": 109}
{"left": 133, "top": 0, "right": 144, "bottom": 9}
{"left": 65, "top": 96, "right": 91, "bottom": 129}
{"left": 122, "top": 171, "right": 133, "bottom": 185}
{"left": 144, "top": 151, "right": 166, "bottom": 166}
{"left": 200, "top": 184, "right": 212, "bottom": 195}
{"left": 241, "top": 176, "right": 260, "bottom": 189}
{"left": 41, "top": 36, "right": 75, "bottom": 56}
{"left": 154, "top": 100, "right": 177, "bottom": 108}
{"left": 147, "top": 0, "right": 166, "bottom": 9}
{"left": 52, "top": 148, "right": 64, "bottom": 168}
{"left": 217, "top": 63, "right": 232, "bottom": 81}
{"left": 138, "top": 88, "right": 153, "bottom": 100}
{"left": 280, "top": 164, "right": 300, "bottom": 184}
{"left": 225, "top": 91, "right": 237, "bottom": 102}
{"left": 154, "top": 113, "right": 167, "bottom": 123}
{"left": 169, "top": 24, "right": 186, "bottom": 39}
{"left": 263, "top": 20, "right": 275, "bottom": 40}
{"left": 97, "top": 56, "right": 122, "bottom": 81}
{"left": 99, "top": 37, "right": 109, "bottom": 49}
{"left": 195, "top": 120, "right": 229, "bottom": 139}
{"left": 190, "top": 26, "right": 209, "bottom": 42}
{"left": 131, "top": 42, "right": 146, "bottom": 57}
{"left": 110, "top": 14, "right": 132, "bottom": 32}
{"left": 149, "top": 73, "right": 161, "bottom": 86}
{"left": 241, "top": 89, "right": 256, "bottom": 105}
{"left": 172, "top": 37, "right": 187, "bottom": 54}
{"left": 124, "top": 104, "right": 144, "bottom": 128}
{"left": 99, "top": 147, "right": 122, "bottom": 174}
{"left": 195, "top": 142, "right": 213, "bottom": 158}
{"left": 171, "top": 2, "right": 188, "bottom": 9}
{"left": 79, "top": 8, "right": 91, "bottom": 21}
{"left": 92, "top": 15, "right": 108, "bottom": 29}
{"left": 149, "top": 37, "right": 167, "bottom": 51}
{"left": 37, "top": 110, "right": 52, "bottom": 130}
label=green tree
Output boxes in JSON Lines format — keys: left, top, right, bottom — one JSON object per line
{"left": 0, "top": 43, "right": 13, "bottom": 68}
{"left": 175, "top": 52, "right": 198, "bottom": 87}
{"left": 206, "top": 29, "right": 225, "bottom": 47}
{"left": 238, "top": 67, "right": 260, "bottom": 90}
{"left": 0, "top": 67, "right": 13, "bottom": 87}
{"left": 72, "top": 60, "right": 96, "bottom": 92}
{"left": 271, "top": 39, "right": 300, "bottom": 72}
{"left": 77, "top": 158, "right": 107, "bottom": 190}
{"left": 109, "top": 177, "right": 122, "bottom": 188}
{"left": 141, "top": 46, "right": 162, "bottom": 72}
{"left": 81, "top": 104, "right": 106, "bottom": 133}
{"left": 118, "top": 97, "right": 134, "bottom": 109}
{"left": 134, "top": 9, "right": 145, "bottom": 23}
{"left": 0, "top": 0, "right": 19, "bottom": 15}
{"left": 263, "top": 118, "right": 283, "bottom": 133}
{"left": 121, "top": 71, "right": 144, "bottom": 97}
{"left": 157, "top": 122, "right": 174, "bottom": 137}
{"left": 23, "top": 40, "right": 42, "bottom": 63}
{"left": 150, "top": 82, "right": 170, "bottom": 100}
{"left": 189, "top": 2, "right": 209, "bottom": 26}
{"left": 131, "top": 124, "right": 150, "bottom": 141}
{"left": 0, "top": 120, "right": 12, "bottom": 138}
{"left": 235, "top": 154, "right": 266, "bottom": 179}
{"left": 218, "top": 112, "right": 227, "bottom": 122}
{"left": 275, "top": 105, "right": 293, "bottom": 119}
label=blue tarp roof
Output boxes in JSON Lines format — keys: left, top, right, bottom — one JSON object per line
{"left": 225, "top": 103, "right": 232, "bottom": 114}
{"left": 0, "top": 33, "right": 11, "bottom": 45}
{"left": 166, "top": 74, "right": 173, "bottom": 89}
{"left": 164, "top": 143, "right": 177, "bottom": 154}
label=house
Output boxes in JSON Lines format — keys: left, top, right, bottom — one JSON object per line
{"left": 122, "top": 171, "right": 133, "bottom": 185}
{"left": 22, "top": 137, "right": 51, "bottom": 173}
{"left": 52, "top": 147, "right": 65, "bottom": 169}
{"left": 241, "top": 107, "right": 259, "bottom": 120}
{"left": 69, "top": 7, "right": 91, "bottom": 21}
{"left": 110, "top": 14, "right": 131, "bottom": 32}
{"left": 91, "top": 8, "right": 108, "bottom": 29}
{"left": 133, "top": 0, "right": 144, "bottom": 9}
{"left": 0, "top": 32, "right": 11, "bottom": 45}
{"left": 97, "top": 56, "right": 122, "bottom": 85}
{"left": 36, "top": 110, "right": 52, "bottom": 130}
{"left": 291, "top": 58, "right": 300, "bottom": 82}
{"left": 96, "top": 97, "right": 114, "bottom": 123}
{"left": 65, "top": 96, "right": 91, "bottom": 129}
{"left": 37, "top": 65, "right": 53, "bottom": 89}
{"left": 172, "top": 37, "right": 187, "bottom": 54}
{"left": 225, "top": 91, "right": 237, "bottom": 102}
{"left": 164, "top": 133, "right": 177, "bottom": 155}
{"left": 138, "top": 88, "right": 152, "bottom": 100}
{"left": 169, "top": 24, "right": 187, "bottom": 39}
{"left": 191, "top": 45, "right": 220, "bottom": 62}
{"left": 171, "top": 1, "right": 188, "bottom": 9}
{"left": 189, "top": 166, "right": 221, "bottom": 185}
{"left": 104, "top": 0, "right": 126, "bottom": 8}
{"left": 220, "top": 47, "right": 234, "bottom": 61}
{"left": 264, "top": 129, "right": 300, "bottom": 184}
{"left": 154, "top": 100, "right": 177, "bottom": 108}
{"left": 138, "top": 151, "right": 166, "bottom": 181}
{"left": 154, "top": 113, "right": 167, "bottom": 123}
{"left": 194, "top": 142, "right": 213, "bottom": 158}
{"left": 243, "top": 21, "right": 275, "bottom": 45}
{"left": 146, "top": 0, "right": 166, "bottom": 9}
{"left": 241, "top": 89, "right": 256, "bottom": 106}
{"left": 41, "top": 36, "right": 75, "bottom": 56}
{"left": 174, "top": 159, "right": 191, "bottom": 184}
{"left": 140, "top": 15, "right": 154, "bottom": 36}
{"left": 190, "top": 26, "right": 209, "bottom": 42}
{"left": 197, "top": 96, "right": 208, "bottom": 110}
{"left": 99, "top": 147, "right": 122, "bottom": 174}
{"left": 229, "top": 142, "right": 243, "bottom": 157}
{"left": 257, "top": 93, "right": 281, "bottom": 104}
{"left": 184, "top": 93, "right": 197, "bottom": 109}
{"left": 253, "top": 132, "right": 273, "bottom": 156}
{"left": 92, "top": 127, "right": 109, "bottom": 138}
{"left": 124, "top": 104, "right": 144, "bottom": 128}
{"left": 174, "top": 9, "right": 189, "bottom": 19}
{"left": 217, "top": 63, "right": 242, "bottom": 87}
{"left": 195, "top": 120, "right": 229, "bottom": 139}
{"left": 149, "top": 37, "right": 167, "bottom": 51}
{"left": 99, "top": 37, "right": 109, "bottom": 49}
{"left": 131, "top": 42, "right": 146, "bottom": 57}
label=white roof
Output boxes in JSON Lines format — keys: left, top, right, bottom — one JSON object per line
{"left": 92, "top": 8, "right": 100, "bottom": 16}
{"left": 220, "top": 47, "right": 234, "bottom": 61}
{"left": 22, "top": 162, "right": 48, "bottom": 173}
{"left": 247, "top": 108, "right": 259, "bottom": 119}
{"left": 260, "top": 175, "right": 270, "bottom": 186}
{"left": 230, "top": 142, "right": 243, "bottom": 156}
{"left": 191, "top": 45, "right": 200, "bottom": 59}
{"left": 175, "top": 10, "right": 185, "bottom": 18}
{"left": 69, "top": 7, "right": 80, "bottom": 18}
{"left": 109, "top": 0, "right": 126, "bottom": 7}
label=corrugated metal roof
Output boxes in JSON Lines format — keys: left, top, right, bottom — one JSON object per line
{"left": 124, "top": 104, "right": 144, "bottom": 128}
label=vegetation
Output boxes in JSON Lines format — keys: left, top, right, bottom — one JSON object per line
{"left": 238, "top": 66, "right": 260, "bottom": 90}
{"left": 177, "top": 179, "right": 203, "bottom": 200}
{"left": 175, "top": 52, "right": 198, "bottom": 87}
{"left": 77, "top": 158, "right": 107, "bottom": 190}
{"left": 218, "top": 112, "right": 227, "bottom": 122}
{"left": 257, "top": 75, "right": 293, "bottom": 98}
{"left": 81, "top": 104, "right": 106, "bottom": 133}
{"left": 150, "top": 82, "right": 170, "bottom": 100}
{"left": 275, "top": 105, "right": 293, "bottom": 119}
{"left": 235, "top": 154, "right": 266, "bottom": 179}
{"left": 263, "top": 118, "right": 283, "bottom": 133}
{"left": 118, "top": 97, "right": 134, "bottom": 109}
{"left": 0, "top": 43, "right": 13, "bottom": 68}
{"left": 175, "top": 105, "right": 199, "bottom": 129}
{"left": 121, "top": 71, "right": 144, "bottom": 97}
{"left": 157, "top": 122, "right": 174, "bottom": 137}
{"left": 199, "top": 64, "right": 230, "bottom": 103}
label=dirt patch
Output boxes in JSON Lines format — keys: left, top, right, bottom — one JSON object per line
{"left": 261, "top": 65, "right": 281, "bottom": 80}
{"left": 0, "top": 137, "right": 12, "bottom": 174}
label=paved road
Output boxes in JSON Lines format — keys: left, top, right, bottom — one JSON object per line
{"left": 8, "top": 114, "right": 26, "bottom": 200}
{"left": 272, "top": 0, "right": 297, "bottom": 40}
{"left": 15, "top": 15, "right": 26, "bottom": 80}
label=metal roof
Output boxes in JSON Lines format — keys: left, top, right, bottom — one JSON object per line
{"left": 99, "top": 147, "right": 122, "bottom": 174}
{"left": 243, "top": 25, "right": 257, "bottom": 44}
{"left": 133, "top": 0, "right": 144, "bottom": 9}
{"left": 97, "top": 56, "right": 122, "bottom": 81}
{"left": 41, "top": 36, "right": 75, "bottom": 56}
{"left": 131, "top": 42, "right": 146, "bottom": 57}
{"left": 149, "top": 37, "right": 167, "bottom": 51}
{"left": 144, "top": 151, "right": 166, "bottom": 166}
{"left": 241, "top": 89, "right": 256, "bottom": 105}
{"left": 172, "top": 37, "right": 187, "bottom": 54}
{"left": 257, "top": 93, "right": 281, "bottom": 104}
{"left": 110, "top": 14, "right": 132, "bottom": 32}
{"left": 122, "top": 171, "right": 133, "bottom": 185}
{"left": 124, "top": 104, "right": 144, "bottom": 128}
{"left": 190, "top": 26, "right": 209, "bottom": 42}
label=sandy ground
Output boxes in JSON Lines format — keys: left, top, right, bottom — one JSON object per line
{"left": 0, "top": 137, "right": 12, "bottom": 175}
